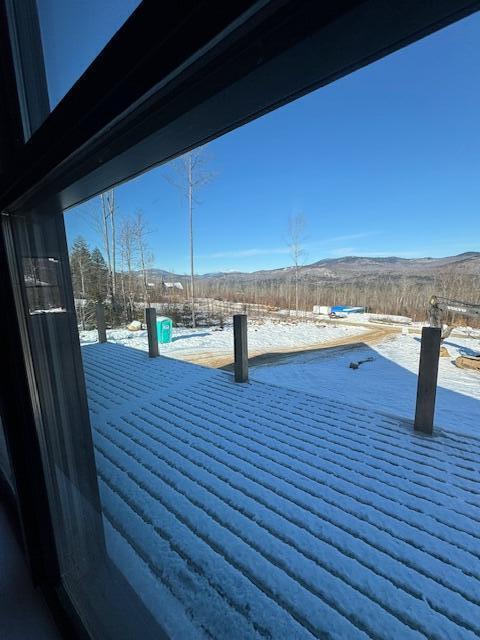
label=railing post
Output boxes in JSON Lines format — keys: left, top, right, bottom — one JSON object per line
{"left": 414, "top": 327, "right": 441, "bottom": 435}
{"left": 96, "top": 303, "right": 107, "bottom": 343}
{"left": 145, "top": 307, "right": 159, "bottom": 357}
{"left": 233, "top": 314, "right": 248, "bottom": 382}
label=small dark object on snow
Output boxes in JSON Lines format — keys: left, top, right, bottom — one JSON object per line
{"left": 349, "top": 357, "right": 374, "bottom": 370}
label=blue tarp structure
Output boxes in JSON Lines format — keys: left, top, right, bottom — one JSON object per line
{"left": 331, "top": 305, "right": 365, "bottom": 314}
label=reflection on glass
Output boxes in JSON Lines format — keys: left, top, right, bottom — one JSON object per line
{"left": 36, "top": 0, "right": 142, "bottom": 108}
{"left": 23, "top": 256, "right": 66, "bottom": 314}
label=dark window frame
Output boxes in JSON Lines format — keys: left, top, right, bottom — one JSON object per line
{"left": 2, "top": 0, "right": 478, "bottom": 214}
{"left": 0, "top": 1, "right": 479, "bottom": 638}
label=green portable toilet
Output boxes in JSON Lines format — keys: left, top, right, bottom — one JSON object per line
{"left": 156, "top": 316, "right": 173, "bottom": 344}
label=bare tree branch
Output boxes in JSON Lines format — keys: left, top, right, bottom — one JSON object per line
{"left": 165, "top": 146, "right": 215, "bottom": 327}
{"left": 286, "top": 213, "right": 307, "bottom": 316}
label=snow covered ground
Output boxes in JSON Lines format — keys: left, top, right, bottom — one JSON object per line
{"left": 78, "top": 318, "right": 480, "bottom": 437}
{"left": 82, "top": 342, "right": 480, "bottom": 640}
{"left": 79, "top": 320, "right": 368, "bottom": 360}
{"left": 251, "top": 333, "right": 480, "bottom": 439}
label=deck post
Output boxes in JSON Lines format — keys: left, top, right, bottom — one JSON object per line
{"left": 414, "top": 327, "right": 441, "bottom": 435}
{"left": 145, "top": 307, "right": 159, "bottom": 357}
{"left": 96, "top": 303, "right": 107, "bottom": 343}
{"left": 234, "top": 314, "right": 248, "bottom": 382}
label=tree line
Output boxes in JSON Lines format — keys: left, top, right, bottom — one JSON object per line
{"left": 70, "top": 231, "right": 480, "bottom": 329}
{"left": 70, "top": 146, "right": 214, "bottom": 329}
{"left": 69, "top": 152, "right": 479, "bottom": 329}
{"left": 69, "top": 205, "right": 154, "bottom": 328}
{"left": 193, "top": 269, "right": 480, "bottom": 326}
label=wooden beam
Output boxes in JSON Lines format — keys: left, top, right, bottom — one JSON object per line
{"left": 233, "top": 314, "right": 248, "bottom": 382}
{"left": 414, "top": 327, "right": 441, "bottom": 434}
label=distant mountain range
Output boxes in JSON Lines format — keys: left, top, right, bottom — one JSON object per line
{"left": 148, "top": 252, "right": 480, "bottom": 283}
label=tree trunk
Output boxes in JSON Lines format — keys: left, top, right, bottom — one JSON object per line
{"left": 111, "top": 190, "right": 116, "bottom": 301}
{"left": 101, "top": 194, "right": 112, "bottom": 303}
{"left": 295, "top": 265, "right": 299, "bottom": 316}
{"left": 80, "top": 268, "right": 86, "bottom": 330}
{"left": 188, "top": 155, "right": 196, "bottom": 328}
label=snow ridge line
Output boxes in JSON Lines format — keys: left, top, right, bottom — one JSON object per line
{"left": 96, "top": 415, "right": 480, "bottom": 638}
{"left": 85, "top": 360, "right": 211, "bottom": 411}
{"left": 83, "top": 343, "right": 480, "bottom": 455}
{"left": 282, "top": 396, "right": 480, "bottom": 464}
{"left": 84, "top": 348, "right": 183, "bottom": 381}
{"left": 83, "top": 348, "right": 154, "bottom": 379}
{"left": 188, "top": 382, "right": 480, "bottom": 501}
{"left": 97, "top": 474, "right": 316, "bottom": 640}
{"left": 84, "top": 355, "right": 185, "bottom": 396}
{"left": 85, "top": 368, "right": 134, "bottom": 398}
{"left": 139, "top": 400, "right": 480, "bottom": 584}
{"left": 95, "top": 430, "right": 412, "bottom": 640}
{"left": 88, "top": 397, "right": 113, "bottom": 413}
{"left": 115, "top": 407, "right": 480, "bottom": 609}
{"left": 83, "top": 349, "right": 215, "bottom": 408}
{"left": 94, "top": 439, "right": 357, "bottom": 640}
{"left": 85, "top": 366, "right": 142, "bottom": 398}
{"left": 98, "top": 481, "right": 269, "bottom": 640}
{"left": 217, "top": 372, "right": 480, "bottom": 459}
{"left": 207, "top": 376, "right": 480, "bottom": 467}
{"left": 268, "top": 394, "right": 480, "bottom": 479}
{"left": 170, "top": 382, "right": 476, "bottom": 520}
{"left": 149, "top": 396, "right": 480, "bottom": 561}
{"left": 83, "top": 344, "right": 203, "bottom": 379}
{"left": 96, "top": 425, "right": 431, "bottom": 639}
{"left": 83, "top": 343, "right": 150, "bottom": 366}
{"left": 183, "top": 387, "right": 480, "bottom": 525}
{"left": 249, "top": 391, "right": 480, "bottom": 475}
{"left": 82, "top": 344, "right": 480, "bottom": 638}
{"left": 85, "top": 367, "right": 156, "bottom": 397}
{"left": 85, "top": 380, "right": 128, "bottom": 407}
{"left": 99, "top": 496, "right": 217, "bottom": 640}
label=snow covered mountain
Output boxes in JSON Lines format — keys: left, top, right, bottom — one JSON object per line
{"left": 147, "top": 252, "right": 480, "bottom": 284}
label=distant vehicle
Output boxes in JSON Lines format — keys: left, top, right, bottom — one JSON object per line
{"left": 428, "top": 295, "right": 480, "bottom": 370}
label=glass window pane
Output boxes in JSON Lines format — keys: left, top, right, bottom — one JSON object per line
{"left": 37, "top": 0, "right": 141, "bottom": 109}
{"left": 5, "top": 10, "right": 480, "bottom": 639}
{"left": 61, "top": 16, "right": 480, "bottom": 636}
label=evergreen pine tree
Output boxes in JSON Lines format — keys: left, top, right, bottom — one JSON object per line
{"left": 70, "top": 236, "right": 93, "bottom": 299}
{"left": 88, "top": 248, "right": 109, "bottom": 303}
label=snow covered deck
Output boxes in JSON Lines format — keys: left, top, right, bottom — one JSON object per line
{"left": 83, "top": 342, "right": 480, "bottom": 640}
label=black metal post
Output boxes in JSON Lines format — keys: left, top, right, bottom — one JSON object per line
{"left": 414, "top": 327, "right": 441, "bottom": 435}
{"left": 96, "top": 303, "right": 107, "bottom": 343}
{"left": 145, "top": 307, "right": 159, "bottom": 357}
{"left": 233, "top": 314, "right": 248, "bottom": 382}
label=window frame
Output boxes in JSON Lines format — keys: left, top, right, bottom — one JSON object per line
{"left": 2, "top": 0, "right": 477, "bottom": 215}
{"left": 0, "top": 0, "right": 478, "bottom": 638}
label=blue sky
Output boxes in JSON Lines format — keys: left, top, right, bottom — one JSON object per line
{"left": 39, "top": 4, "right": 480, "bottom": 274}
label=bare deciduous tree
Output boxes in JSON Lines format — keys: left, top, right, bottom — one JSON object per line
{"left": 134, "top": 210, "right": 154, "bottom": 308}
{"left": 100, "top": 189, "right": 117, "bottom": 305}
{"left": 119, "top": 217, "right": 137, "bottom": 322}
{"left": 286, "top": 213, "right": 307, "bottom": 316}
{"left": 167, "top": 147, "right": 214, "bottom": 327}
